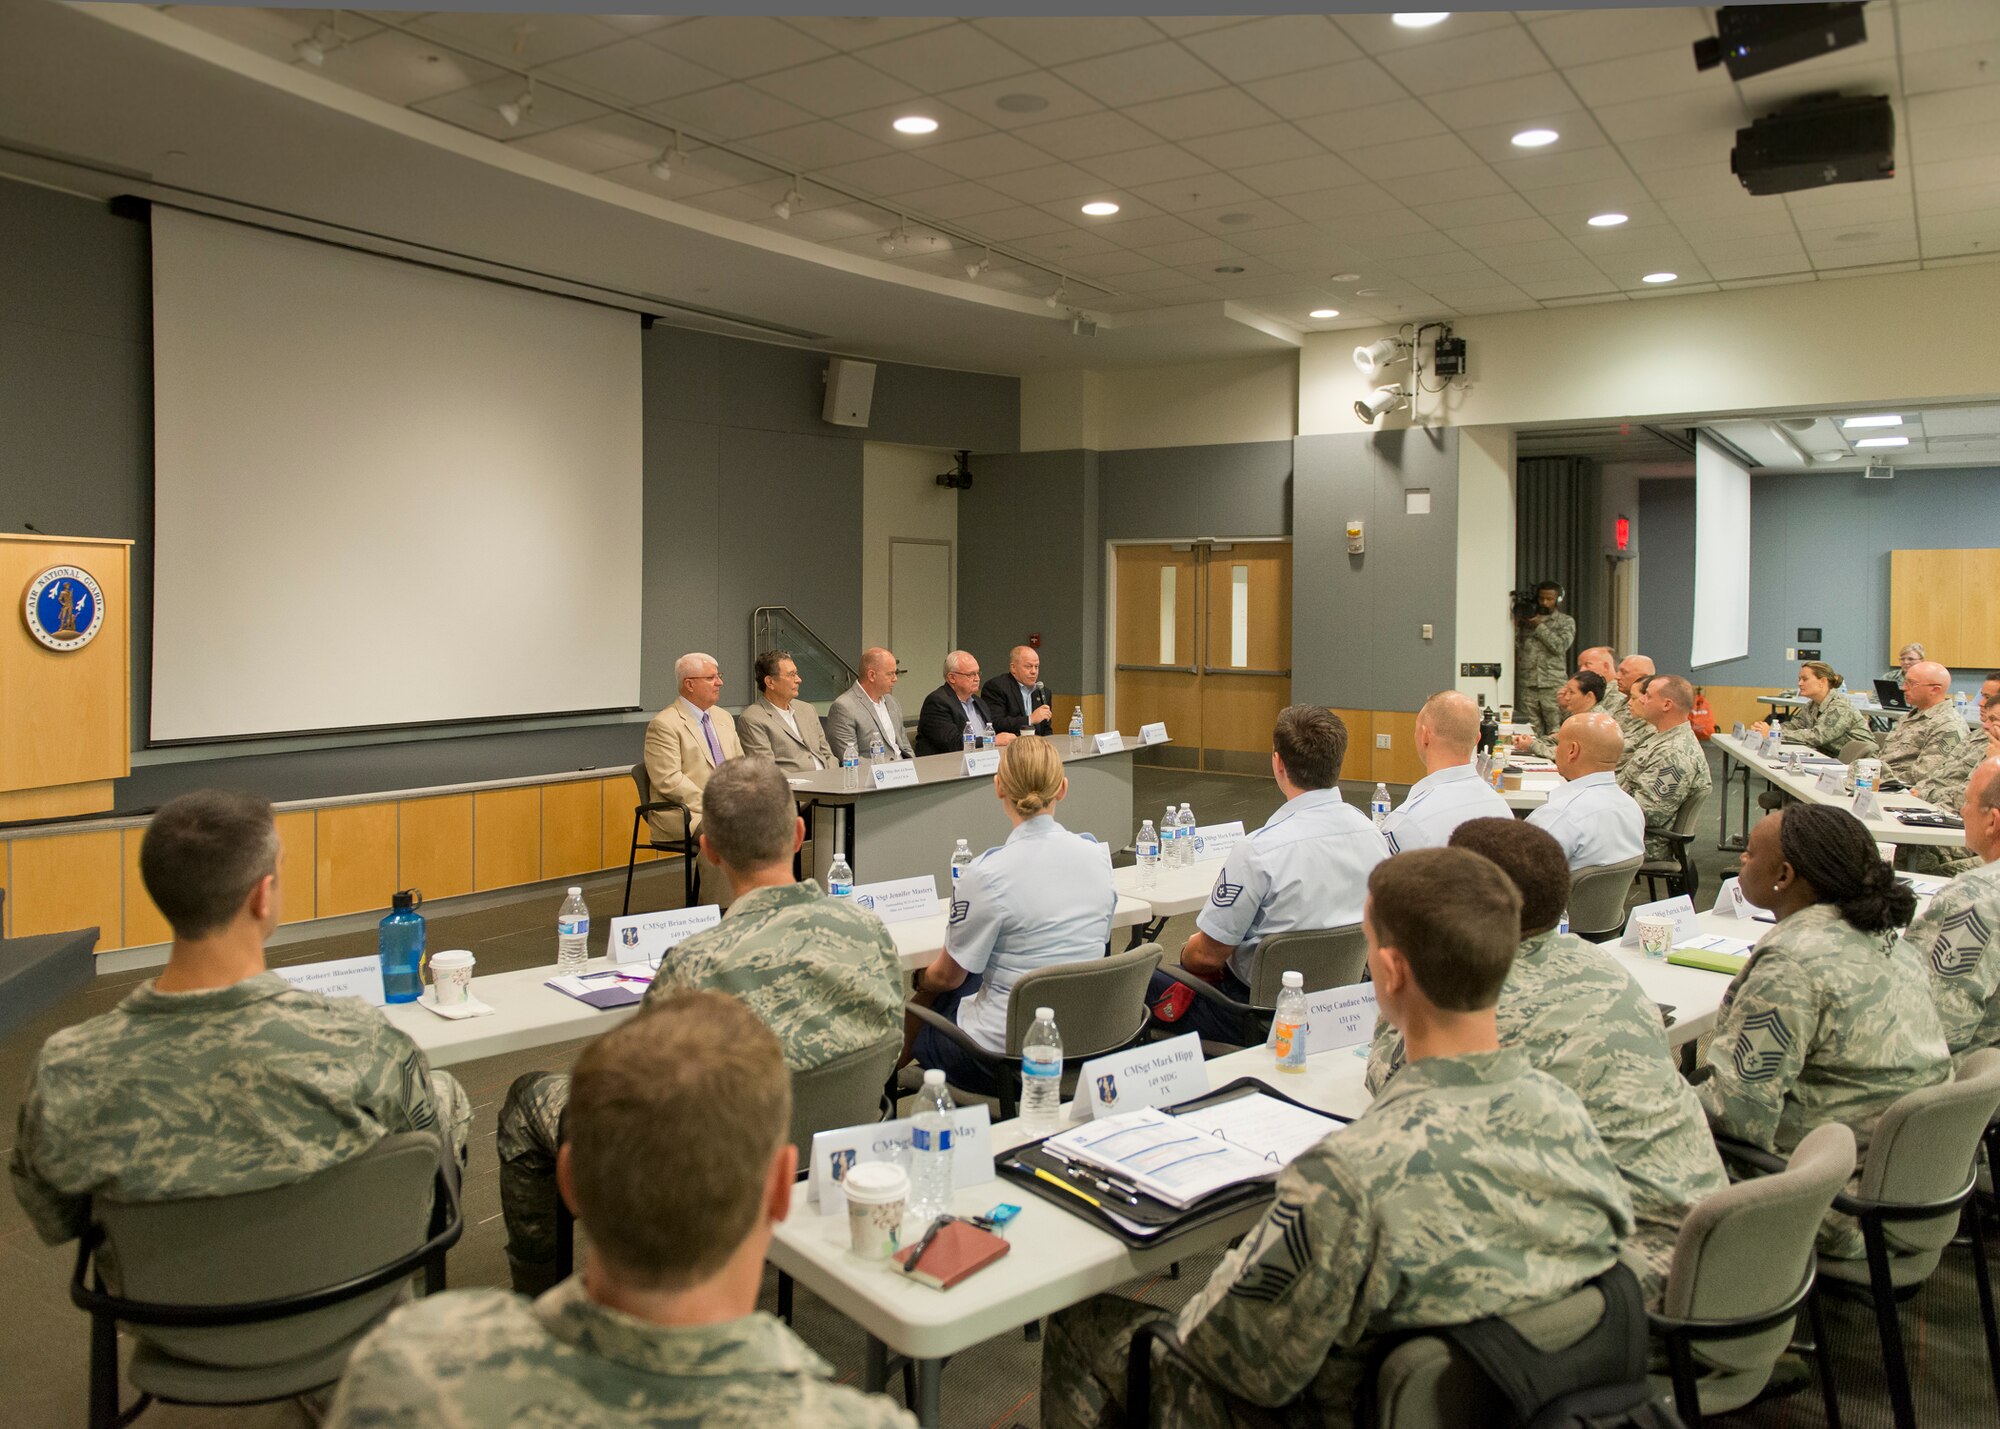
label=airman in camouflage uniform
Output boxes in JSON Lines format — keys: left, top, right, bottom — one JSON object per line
{"left": 497, "top": 880, "right": 902, "bottom": 1291}
{"left": 10, "top": 973, "right": 470, "bottom": 1246}
{"left": 1904, "top": 855, "right": 2000, "bottom": 1058}
{"left": 1366, "top": 930, "right": 1727, "bottom": 1300}
{"left": 1879, "top": 687, "right": 1967, "bottom": 789}
{"left": 1916, "top": 728, "right": 1992, "bottom": 809}
{"left": 1699, "top": 903, "right": 1950, "bottom": 1255}
{"left": 1040, "top": 1047, "right": 1634, "bottom": 1429}
{"left": 1776, "top": 691, "right": 1876, "bottom": 760}
{"left": 1618, "top": 718, "right": 1712, "bottom": 862}
{"left": 1516, "top": 587, "right": 1576, "bottom": 737}
{"left": 325, "top": 1279, "right": 915, "bottom": 1428}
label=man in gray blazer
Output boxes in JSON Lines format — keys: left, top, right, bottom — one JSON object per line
{"left": 826, "top": 647, "right": 916, "bottom": 761}
{"left": 737, "top": 650, "right": 836, "bottom": 773}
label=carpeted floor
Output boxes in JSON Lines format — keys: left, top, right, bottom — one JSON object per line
{"left": 2, "top": 750, "right": 1995, "bottom": 1427}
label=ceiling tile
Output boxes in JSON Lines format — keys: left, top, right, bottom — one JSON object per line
{"left": 1181, "top": 198, "right": 1308, "bottom": 235}
{"left": 1451, "top": 215, "right": 1564, "bottom": 249}
{"left": 959, "top": 204, "right": 1076, "bottom": 241}
{"left": 854, "top": 23, "right": 1039, "bottom": 92}
{"left": 1077, "top": 144, "right": 1213, "bottom": 188}
{"left": 541, "top": 37, "right": 722, "bottom": 106}
{"left": 1898, "top": 0, "right": 2000, "bottom": 54}
{"left": 1388, "top": 248, "right": 1495, "bottom": 280}
{"left": 1480, "top": 236, "right": 1589, "bottom": 268}
{"left": 1231, "top": 151, "right": 1367, "bottom": 198}
{"left": 1735, "top": 58, "right": 1900, "bottom": 117}
{"left": 1223, "top": 222, "right": 1339, "bottom": 255}
{"left": 1914, "top": 154, "right": 2000, "bottom": 192}
{"left": 1137, "top": 234, "right": 1248, "bottom": 265}
{"left": 779, "top": 16, "right": 957, "bottom": 51}
{"left": 411, "top": 74, "right": 609, "bottom": 142}
{"left": 1565, "top": 47, "right": 1714, "bottom": 109}
{"left": 830, "top": 96, "right": 996, "bottom": 148}
{"left": 984, "top": 161, "right": 1121, "bottom": 204}
{"left": 1687, "top": 206, "right": 1806, "bottom": 241}
{"left": 744, "top": 121, "right": 894, "bottom": 173}
{"left": 1592, "top": 91, "right": 1746, "bottom": 145}
{"left": 1144, "top": 16, "right": 1256, "bottom": 39}
{"left": 1277, "top": 181, "right": 1407, "bottom": 222}
{"left": 1492, "top": 144, "right": 1635, "bottom": 192}
{"left": 508, "top": 113, "right": 667, "bottom": 173}
{"left": 1061, "top": 248, "right": 1172, "bottom": 278}
{"left": 1176, "top": 15, "right": 1363, "bottom": 83}
{"left": 1243, "top": 57, "right": 1411, "bottom": 121}
{"left": 1526, "top": 6, "right": 1711, "bottom": 67}
{"left": 1902, "top": 38, "right": 2000, "bottom": 98}
{"left": 939, "top": 71, "right": 1104, "bottom": 130}
{"left": 648, "top": 84, "right": 816, "bottom": 140}
{"left": 887, "top": 180, "right": 1018, "bottom": 220}
{"left": 918, "top": 131, "right": 1056, "bottom": 179}
{"left": 167, "top": 5, "right": 375, "bottom": 64}
{"left": 970, "top": 16, "right": 1164, "bottom": 67}
{"left": 1459, "top": 114, "right": 1613, "bottom": 168}
{"left": 1374, "top": 24, "right": 1550, "bottom": 96}
{"left": 1576, "top": 221, "right": 1691, "bottom": 255}
{"left": 409, "top": 12, "right": 627, "bottom": 66}
{"left": 1055, "top": 43, "right": 1229, "bottom": 108}
{"left": 1917, "top": 180, "right": 2000, "bottom": 215}
{"left": 1313, "top": 207, "right": 1438, "bottom": 242}
{"left": 747, "top": 55, "right": 917, "bottom": 119}
{"left": 1293, "top": 100, "right": 1448, "bottom": 153}
{"left": 1012, "top": 228, "right": 1120, "bottom": 260}
{"left": 1914, "top": 122, "right": 2000, "bottom": 165}
{"left": 1425, "top": 72, "right": 1585, "bottom": 131}
{"left": 314, "top": 30, "right": 504, "bottom": 108}
{"left": 1179, "top": 122, "right": 1324, "bottom": 170}
{"left": 1375, "top": 163, "right": 1512, "bottom": 208}
{"left": 1415, "top": 192, "right": 1540, "bottom": 230}
{"left": 1123, "top": 87, "right": 1281, "bottom": 140}
{"left": 815, "top": 151, "right": 963, "bottom": 196}
{"left": 1011, "top": 109, "right": 1161, "bottom": 160}
{"left": 644, "top": 16, "right": 835, "bottom": 79}
{"left": 1126, "top": 171, "right": 1260, "bottom": 211}
{"left": 1343, "top": 133, "right": 1482, "bottom": 182}
{"left": 1331, "top": 10, "right": 1520, "bottom": 59}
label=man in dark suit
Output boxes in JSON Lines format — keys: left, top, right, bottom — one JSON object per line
{"left": 982, "top": 644, "right": 1054, "bottom": 738}
{"left": 915, "top": 651, "right": 1016, "bottom": 756}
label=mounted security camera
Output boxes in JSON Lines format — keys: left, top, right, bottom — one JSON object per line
{"left": 1354, "top": 385, "right": 1410, "bottom": 426}
{"left": 936, "top": 450, "right": 974, "bottom": 490}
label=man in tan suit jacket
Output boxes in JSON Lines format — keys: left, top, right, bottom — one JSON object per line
{"left": 643, "top": 652, "right": 743, "bottom": 841}
{"left": 737, "top": 650, "right": 835, "bottom": 774}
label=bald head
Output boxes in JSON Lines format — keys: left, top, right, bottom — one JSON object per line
{"left": 1578, "top": 647, "right": 1616, "bottom": 680}
{"left": 1557, "top": 712, "right": 1624, "bottom": 779}
{"left": 857, "top": 647, "right": 899, "bottom": 698}
{"left": 1965, "top": 758, "right": 2000, "bottom": 865}
{"left": 1615, "top": 654, "right": 1654, "bottom": 696}
{"left": 1904, "top": 660, "right": 1952, "bottom": 710}
{"left": 1416, "top": 690, "right": 1482, "bottom": 768}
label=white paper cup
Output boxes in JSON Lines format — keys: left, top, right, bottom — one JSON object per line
{"left": 429, "top": 949, "right": 475, "bottom": 1006}
{"left": 842, "top": 1162, "right": 908, "bottom": 1261}
{"left": 1854, "top": 758, "right": 1882, "bottom": 787}
{"left": 1636, "top": 916, "right": 1677, "bottom": 960}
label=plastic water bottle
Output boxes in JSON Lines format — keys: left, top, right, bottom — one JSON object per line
{"left": 1160, "top": 804, "right": 1178, "bottom": 869}
{"left": 556, "top": 887, "right": 589, "bottom": 973}
{"left": 827, "top": 853, "right": 854, "bottom": 900}
{"left": 963, "top": 726, "right": 976, "bottom": 754}
{"left": 909, "top": 1069, "right": 956, "bottom": 1229}
{"left": 377, "top": 889, "right": 425, "bottom": 1004}
{"left": 1020, "top": 1007, "right": 1064, "bottom": 1135}
{"left": 1370, "top": 782, "right": 1391, "bottom": 828}
{"left": 840, "top": 746, "right": 861, "bottom": 791}
{"left": 1175, "top": 803, "right": 1196, "bottom": 868}
{"left": 1068, "top": 706, "right": 1085, "bottom": 753}
{"left": 1476, "top": 747, "right": 1492, "bottom": 780}
{"left": 950, "top": 838, "right": 974, "bottom": 888}
{"left": 1558, "top": 909, "right": 1570, "bottom": 936}
{"left": 869, "top": 732, "right": 887, "bottom": 766}
{"left": 1273, "top": 971, "right": 1308, "bottom": 1073}
{"left": 1135, "top": 819, "right": 1160, "bottom": 889}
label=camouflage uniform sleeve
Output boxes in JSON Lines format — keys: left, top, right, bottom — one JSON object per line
{"left": 1902, "top": 882, "right": 2000, "bottom": 1054}
{"left": 1362, "top": 1017, "right": 1406, "bottom": 1097}
{"left": 321, "top": 1314, "right": 446, "bottom": 1427}
{"left": 1172, "top": 1154, "right": 1381, "bottom": 1407}
{"left": 1526, "top": 611, "right": 1574, "bottom": 664}
{"left": 356, "top": 1016, "right": 446, "bottom": 1140}
{"left": 1917, "top": 735, "right": 1985, "bottom": 807}
{"left": 1696, "top": 949, "right": 1815, "bottom": 1151}
{"left": 8, "top": 1062, "right": 88, "bottom": 1245}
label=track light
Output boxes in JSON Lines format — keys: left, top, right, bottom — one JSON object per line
{"left": 1352, "top": 337, "right": 1411, "bottom": 377}
{"left": 771, "top": 180, "right": 804, "bottom": 221}
{"left": 497, "top": 79, "right": 534, "bottom": 128}
{"left": 1354, "top": 385, "right": 1410, "bottom": 425}
{"left": 1045, "top": 281, "right": 1070, "bottom": 309}
{"left": 964, "top": 251, "right": 992, "bottom": 280}
{"left": 293, "top": 17, "right": 340, "bottom": 66}
{"left": 648, "top": 134, "right": 688, "bottom": 182}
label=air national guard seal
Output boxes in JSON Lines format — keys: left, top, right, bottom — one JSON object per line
{"left": 24, "top": 566, "right": 105, "bottom": 652}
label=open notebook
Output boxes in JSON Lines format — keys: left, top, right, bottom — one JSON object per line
{"left": 1040, "top": 1094, "right": 1342, "bottom": 1210}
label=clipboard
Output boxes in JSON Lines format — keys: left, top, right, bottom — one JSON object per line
{"left": 995, "top": 1077, "right": 1350, "bottom": 1247}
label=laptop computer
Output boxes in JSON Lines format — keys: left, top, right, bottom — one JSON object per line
{"left": 1873, "top": 678, "right": 1910, "bottom": 710}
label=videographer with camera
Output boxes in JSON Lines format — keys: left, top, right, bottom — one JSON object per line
{"left": 1515, "top": 581, "right": 1575, "bottom": 737}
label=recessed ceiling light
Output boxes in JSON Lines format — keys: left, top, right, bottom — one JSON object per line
{"left": 1587, "top": 212, "right": 1629, "bottom": 228}
{"left": 1081, "top": 201, "right": 1120, "bottom": 216}
{"left": 995, "top": 92, "right": 1049, "bottom": 113}
{"left": 892, "top": 115, "right": 938, "bottom": 135}
{"left": 1842, "top": 414, "right": 1903, "bottom": 428}
{"left": 1854, "top": 436, "right": 1909, "bottom": 448}
{"left": 1355, "top": 287, "right": 1383, "bottom": 297}
{"left": 1214, "top": 264, "right": 1245, "bottom": 274}
{"left": 1392, "top": 12, "right": 1451, "bottom": 27}
{"left": 1331, "top": 272, "right": 1361, "bottom": 282}
{"left": 1309, "top": 308, "right": 1339, "bottom": 318}
{"left": 1511, "top": 128, "right": 1560, "bottom": 148}
{"left": 1642, "top": 272, "right": 1677, "bottom": 284}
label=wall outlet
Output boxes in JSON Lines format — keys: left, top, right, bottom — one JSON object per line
{"left": 1460, "top": 662, "right": 1502, "bottom": 678}
{"left": 1785, "top": 647, "right": 1796, "bottom": 660}
{"left": 1421, "top": 623, "right": 1434, "bottom": 640}
{"left": 1375, "top": 733, "right": 1391, "bottom": 749}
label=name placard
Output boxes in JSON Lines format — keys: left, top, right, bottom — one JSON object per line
{"left": 1732, "top": 721, "right": 1746, "bottom": 739}
{"left": 1708, "top": 876, "right": 1772, "bottom": 921}
{"left": 851, "top": 875, "right": 941, "bottom": 926}
{"left": 1080, "top": 1034, "right": 1208, "bottom": 1119}
{"left": 1191, "top": 821, "right": 1247, "bottom": 863}
{"left": 1620, "top": 894, "right": 1699, "bottom": 947}
{"left": 1303, "top": 984, "right": 1379, "bottom": 1055}
{"left": 961, "top": 747, "right": 1001, "bottom": 776}
{"left": 1139, "top": 722, "right": 1170, "bottom": 745}
{"left": 871, "top": 760, "right": 920, "bottom": 789}
{"left": 273, "top": 955, "right": 386, "bottom": 1005}
{"left": 607, "top": 905, "right": 721, "bottom": 966}
{"left": 811, "top": 1104, "right": 994, "bottom": 1215}
{"left": 1815, "top": 766, "right": 1846, "bottom": 795}
{"left": 1092, "top": 731, "right": 1124, "bottom": 753}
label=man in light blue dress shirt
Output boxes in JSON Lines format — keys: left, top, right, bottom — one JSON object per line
{"left": 1379, "top": 690, "right": 1512, "bottom": 854}
{"left": 1150, "top": 705, "right": 1389, "bottom": 1043}
{"left": 1528, "top": 712, "right": 1646, "bottom": 870}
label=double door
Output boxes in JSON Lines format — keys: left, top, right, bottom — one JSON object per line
{"left": 1113, "top": 541, "right": 1291, "bottom": 773}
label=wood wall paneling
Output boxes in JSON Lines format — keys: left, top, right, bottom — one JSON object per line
{"left": 0, "top": 781, "right": 113, "bottom": 822}
{"left": 1960, "top": 556, "right": 2000, "bottom": 666}
{"left": 0, "top": 537, "right": 131, "bottom": 798}
{"left": 1890, "top": 549, "right": 1966, "bottom": 665}
{"left": 1694, "top": 685, "right": 1772, "bottom": 737}
{"left": 9, "top": 829, "right": 121, "bottom": 940}
{"left": 397, "top": 795, "right": 474, "bottom": 901}
{"left": 602, "top": 775, "right": 657, "bottom": 865}
{"left": 1370, "top": 711, "right": 1427, "bottom": 787}
{"left": 0, "top": 839, "right": 10, "bottom": 937}
{"left": 540, "top": 780, "right": 604, "bottom": 880}
{"left": 1201, "top": 673, "right": 1290, "bottom": 754}
{"left": 315, "top": 803, "right": 398, "bottom": 919}
{"left": 473, "top": 787, "right": 541, "bottom": 892}
{"left": 120, "top": 826, "right": 172, "bottom": 949}
{"left": 275, "top": 810, "right": 315, "bottom": 925}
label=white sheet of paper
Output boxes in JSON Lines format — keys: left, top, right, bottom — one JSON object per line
{"left": 607, "top": 905, "right": 721, "bottom": 965}
{"left": 871, "top": 760, "right": 919, "bottom": 789}
{"left": 1171, "top": 1093, "right": 1344, "bottom": 1166}
{"left": 273, "top": 955, "right": 386, "bottom": 1005}
{"left": 811, "top": 1105, "right": 993, "bottom": 1215}
{"left": 1190, "top": 822, "right": 1247, "bottom": 863}
{"left": 1093, "top": 730, "right": 1124, "bottom": 753}
{"left": 1139, "top": 722, "right": 1169, "bottom": 745}
{"left": 850, "top": 875, "right": 941, "bottom": 926}
{"left": 1303, "top": 983, "right": 1379, "bottom": 1055}
{"left": 1080, "top": 1034, "right": 1209, "bottom": 1119}
{"left": 1620, "top": 894, "right": 1700, "bottom": 947}
{"left": 961, "top": 748, "right": 1000, "bottom": 776}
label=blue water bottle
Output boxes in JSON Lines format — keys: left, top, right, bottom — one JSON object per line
{"left": 378, "top": 889, "right": 425, "bottom": 1004}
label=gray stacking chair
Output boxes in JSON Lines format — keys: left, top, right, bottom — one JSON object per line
{"left": 621, "top": 762, "right": 699, "bottom": 914}
{"left": 70, "top": 1132, "right": 460, "bottom": 1429}
{"left": 1649, "top": 1123, "right": 1855, "bottom": 1426}
{"left": 1640, "top": 789, "right": 1708, "bottom": 902}
{"left": 1837, "top": 736, "right": 1876, "bottom": 764}
{"left": 1153, "top": 925, "right": 1369, "bottom": 1051}
{"left": 906, "top": 943, "right": 1164, "bottom": 1120}
{"left": 1567, "top": 856, "right": 1644, "bottom": 942}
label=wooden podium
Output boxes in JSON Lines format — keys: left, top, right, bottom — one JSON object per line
{"left": 1, "top": 533, "right": 132, "bottom": 823}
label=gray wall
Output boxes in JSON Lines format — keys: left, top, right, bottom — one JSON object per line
{"left": 1637, "top": 467, "right": 2000, "bottom": 690}
{"left": 0, "top": 177, "right": 1019, "bottom": 811}
{"left": 1293, "top": 428, "right": 1462, "bottom": 711}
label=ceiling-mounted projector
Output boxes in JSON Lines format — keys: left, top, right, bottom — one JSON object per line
{"left": 1352, "top": 337, "right": 1411, "bottom": 377}
{"left": 1354, "top": 386, "right": 1410, "bottom": 425}
{"left": 1695, "top": 3, "right": 1869, "bottom": 82}
{"left": 1732, "top": 92, "right": 1894, "bottom": 195}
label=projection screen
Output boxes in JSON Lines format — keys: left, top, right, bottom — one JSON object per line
{"left": 1691, "top": 435, "right": 1752, "bottom": 669}
{"left": 149, "top": 208, "right": 642, "bottom": 742}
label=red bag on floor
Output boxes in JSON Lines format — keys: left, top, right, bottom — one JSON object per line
{"left": 1691, "top": 688, "right": 1716, "bottom": 742}
{"left": 1149, "top": 981, "right": 1195, "bottom": 1023}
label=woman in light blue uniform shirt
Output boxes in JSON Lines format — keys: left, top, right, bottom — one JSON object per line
{"left": 912, "top": 736, "right": 1116, "bottom": 1095}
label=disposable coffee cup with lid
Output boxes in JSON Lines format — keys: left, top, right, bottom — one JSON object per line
{"left": 429, "top": 949, "right": 476, "bottom": 1006}
{"left": 1635, "top": 916, "right": 1677, "bottom": 961}
{"left": 842, "top": 1161, "right": 908, "bottom": 1261}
